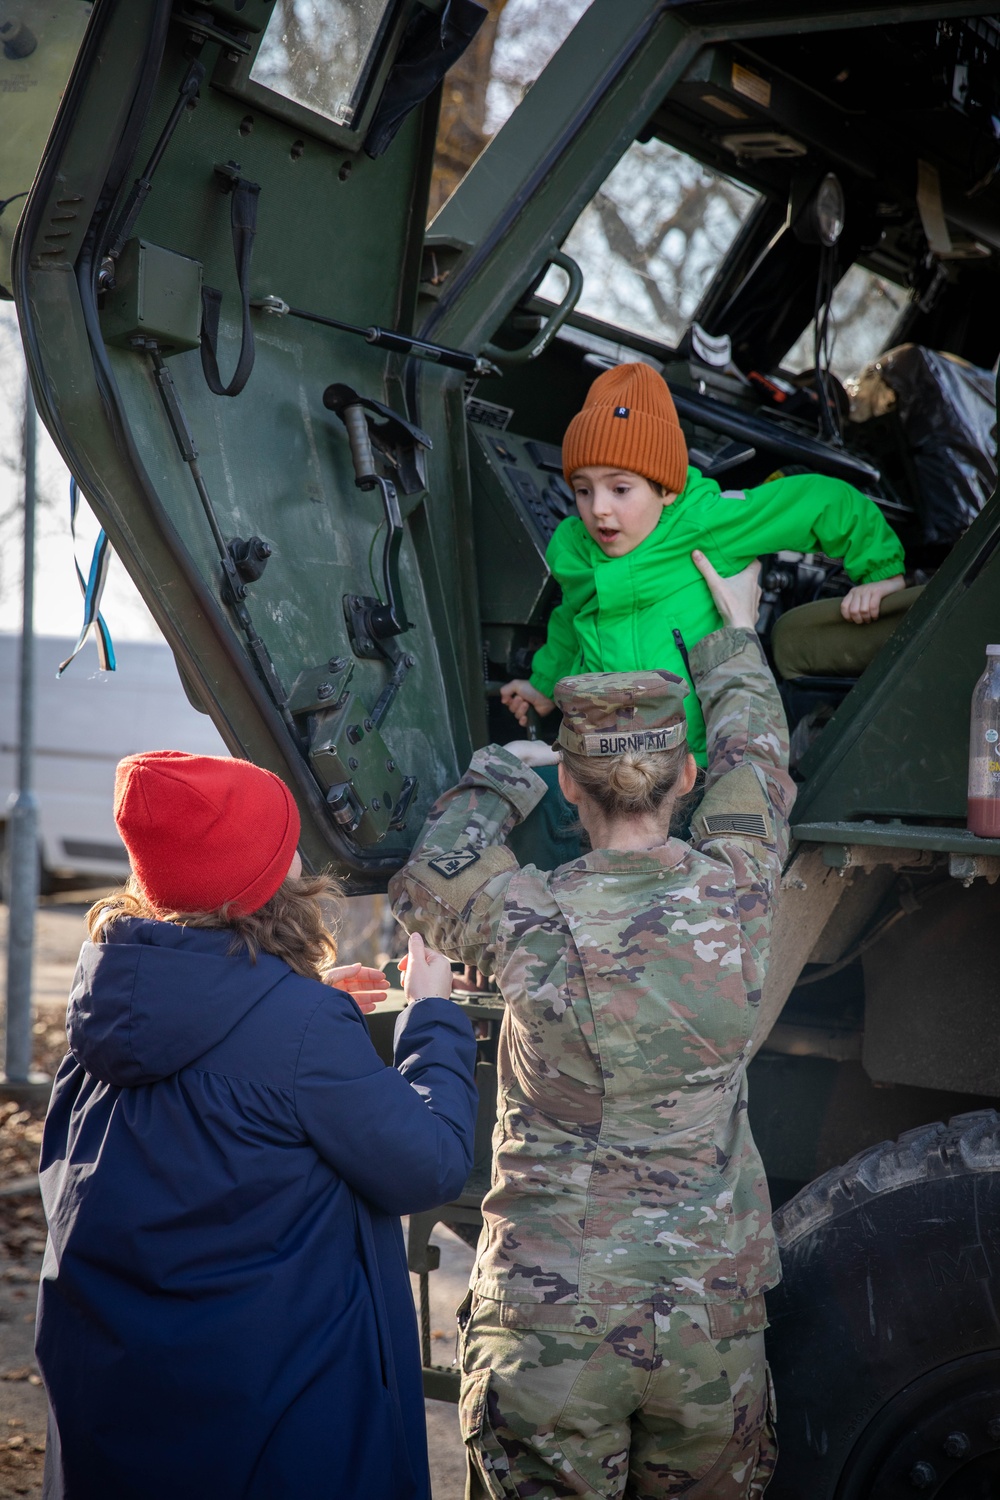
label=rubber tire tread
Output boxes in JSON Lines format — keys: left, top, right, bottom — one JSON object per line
{"left": 766, "top": 1110, "right": 1000, "bottom": 1499}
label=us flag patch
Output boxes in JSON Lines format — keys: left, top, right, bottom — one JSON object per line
{"left": 703, "top": 813, "right": 769, "bottom": 839}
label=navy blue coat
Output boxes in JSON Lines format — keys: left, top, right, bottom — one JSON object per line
{"left": 36, "top": 917, "right": 477, "bottom": 1500}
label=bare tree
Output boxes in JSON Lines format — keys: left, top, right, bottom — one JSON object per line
{"left": 429, "top": 0, "right": 590, "bottom": 221}
{"left": 429, "top": 0, "right": 509, "bottom": 221}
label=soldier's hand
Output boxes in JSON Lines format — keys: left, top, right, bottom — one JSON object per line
{"left": 452, "top": 964, "right": 491, "bottom": 993}
{"left": 500, "top": 679, "right": 555, "bottom": 728}
{"left": 398, "top": 932, "right": 453, "bottom": 1003}
{"left": 693, "top": 551, "right": 762, "bottom": 631}
{"left": 504, "top": 739, "right": 561, "bottom": 767}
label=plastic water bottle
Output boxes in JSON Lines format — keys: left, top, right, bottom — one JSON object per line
{"left": 968, "top": 645, "right": 1000, "bottom": 837}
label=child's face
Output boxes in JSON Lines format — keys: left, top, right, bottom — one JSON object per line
{"left": 570, "top": 466, "right": 672, "bottom": 557}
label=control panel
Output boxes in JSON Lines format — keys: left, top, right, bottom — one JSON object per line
{"left": 468, "top": 424, "right": 575, "bottom": 626}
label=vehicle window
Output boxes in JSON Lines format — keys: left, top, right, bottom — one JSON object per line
{"left": 535, "top": 137, "right": 759, "bottom": 349}
{"left": 431, "top": 0, "right": 592, "bottom": 218}
{"left": 780, "top": 263, "right": 908, "bottom": 381}
{"left": 249, "top": 0, "right": 396, "bottom": 128}
{"left": 482, "top": 0, "right": 592, "bottom": 135}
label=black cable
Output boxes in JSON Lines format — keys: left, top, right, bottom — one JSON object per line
{"left": 812, "top": 243, "right": 843, "bottom": 446}
{"left": 794, "top": 876, "right": 946, "bottom": 985}
{"left": 0, "top": 191, "right": 28, "bottom": 217}
{"left": 106, "top": 57, "right": 205, "bottom": 260}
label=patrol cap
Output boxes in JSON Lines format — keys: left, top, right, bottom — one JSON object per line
{"left": 555, "top": 670, "right": 688, "bottom": 758}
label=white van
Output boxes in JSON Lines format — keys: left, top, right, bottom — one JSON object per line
{"left": 0, "top": 635, "right": 227, "bottom": 888}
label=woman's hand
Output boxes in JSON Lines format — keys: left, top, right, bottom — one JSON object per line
{"left": 693, "top": 551, "right": 762, "bottom": 631}
{"left": 500, "top": 679, "right": 555, "bottom": 729}
{"left": 397, "top": 932, "right": 453, "bottom": 1003}
{"left": 504, "top": 739, "right": 561, "bottom": 767}
{"left": 325, "top": 962, "right": 390, "bottom": 1014}
{"left": 840, "top": 574, "right": 905, "bottom": 624}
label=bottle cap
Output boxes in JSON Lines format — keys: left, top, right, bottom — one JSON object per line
{"left": 989, "top": 645, "right": 1000, "bottom": 655}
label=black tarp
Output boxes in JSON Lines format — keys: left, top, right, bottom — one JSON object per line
{"left": 857, "top": 344, "right": 997, "bottom": 545}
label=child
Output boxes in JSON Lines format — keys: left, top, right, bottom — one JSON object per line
{"left": 35, "top": 750, "right": 477, "bottom": 1500}
{"left": 501, "top": 361, "right": 905, "bottom": 764}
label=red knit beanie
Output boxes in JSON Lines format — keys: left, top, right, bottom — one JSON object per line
{"left": 562, "top": 362, "right": 688, "bottom": 495}
{"left": 114, "top": 750, "right": 301, "bottom": 917}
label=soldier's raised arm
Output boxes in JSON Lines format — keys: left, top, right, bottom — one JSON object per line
{"left": 686, "top": 553, "right": 796, "bottom": 884}
{"left": 388, "top": 746, "right": 547, "bottom": 972}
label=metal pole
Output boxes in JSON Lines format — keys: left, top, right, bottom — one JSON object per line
{"left": 4, "top": 374, "right": 39, "bottom": 1084}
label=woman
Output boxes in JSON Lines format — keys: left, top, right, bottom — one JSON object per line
{"left": 36, "top": 749, "right": 477, "bottom": 1500}
{"left": 389, "top": 553, "right": 794, "bottom": 1499}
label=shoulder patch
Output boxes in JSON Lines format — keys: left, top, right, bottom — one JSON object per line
{"left": 692, "top": 763, "right": 774, "bottom": 846}
{"left": 428, "top": 848, "right": 480, "bottom": 878}
{"left": 418, "top": 844, "right": 518, "bottom": 919}
{"left": 702, "top": 812, "right": 768, "bottom": 840}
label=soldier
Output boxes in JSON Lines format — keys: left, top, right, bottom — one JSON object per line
{"left": 389, "top": 551, "right": 795, "bottom": 1499}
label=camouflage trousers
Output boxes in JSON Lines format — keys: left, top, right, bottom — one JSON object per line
{"left": 458, "top": 1292, "right": 776, "bottom": 1500}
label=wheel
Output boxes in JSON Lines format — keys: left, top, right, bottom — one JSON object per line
{"left": 765, "top": 1111, "right": 1000, "bottom": 1498}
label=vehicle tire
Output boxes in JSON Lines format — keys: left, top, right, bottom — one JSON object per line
{"left": 765, "top": 1111, "right": 1000, "bottom": 1498}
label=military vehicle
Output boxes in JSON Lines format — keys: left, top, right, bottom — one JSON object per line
{"left": 7, "top": 0, "right": 1000, "bottom": 1491}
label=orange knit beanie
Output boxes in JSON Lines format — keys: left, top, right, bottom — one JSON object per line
{"left": 562, "top": 362, "right": 688, "bottom": 495}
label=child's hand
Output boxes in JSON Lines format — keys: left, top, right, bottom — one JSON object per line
{"left": 504, "top": 739, "right": 561, "bottom": 767}
{"left": 840, "top": 575, "right": 905, "bottom": 624}
{"left": 325, "top": 962, "right": 389, "bottom": 1014}
{"left": 452, "top": 964, "right": 492, "bottom": 993}
{"left": 500, "top": 679, "right": 555, "bottom": 728}
{"left": 692, "top": 551, "right": 762, "bottom": 631}
{"left": 397, "top": 933, "right": 453, "bottom": 1003}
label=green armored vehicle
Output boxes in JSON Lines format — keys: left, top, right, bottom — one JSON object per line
{"left": 7, "top": 0, "right": 1000, "bottom": 1490}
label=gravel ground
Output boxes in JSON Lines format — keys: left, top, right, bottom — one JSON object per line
{"left": 0, "top": 893, "right": 473, "bottom": 1498}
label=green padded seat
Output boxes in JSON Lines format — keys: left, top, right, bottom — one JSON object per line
{"left": 772, "top": 585, "right": 925, "bottom": 680}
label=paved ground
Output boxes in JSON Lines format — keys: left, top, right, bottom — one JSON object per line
{"left": 0, "top": 893, "right": 473, "bottom": 1498}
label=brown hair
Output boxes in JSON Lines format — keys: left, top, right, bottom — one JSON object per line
{"left": 87, "top": 873, "right": 341, "bottom": 983}
{"left": 561, "top": 741, "right": 689, "bottom": 821}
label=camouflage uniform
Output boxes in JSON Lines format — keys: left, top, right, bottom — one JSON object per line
{"left": 389, "top": 627, "right": 795, "bottom": 1498}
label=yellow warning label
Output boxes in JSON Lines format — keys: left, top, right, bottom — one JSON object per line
{"left": 732, "top": 63, "right": 772, "bottom": 110}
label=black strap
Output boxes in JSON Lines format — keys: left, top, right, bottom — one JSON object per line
{"left": 673, "top": 626, "right": 692, "bottom": 679}
{"left": 200, "top": 173, "right": 260, "bottom": 397}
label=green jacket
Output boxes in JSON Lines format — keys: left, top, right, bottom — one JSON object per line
{"left": 529, "top": 466, "right": 905, "bottom": 763}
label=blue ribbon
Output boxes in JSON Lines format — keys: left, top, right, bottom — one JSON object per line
{"left": 57, "top": 477, "right": 117, "bottom": 676}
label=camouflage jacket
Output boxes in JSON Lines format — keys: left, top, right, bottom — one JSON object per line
{"left": 389, "top": 628, "right": 795, "bottom": 1306}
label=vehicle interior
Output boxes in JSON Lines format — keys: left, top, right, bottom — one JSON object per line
{"left": 454, "top": 15, "right": 1000, "bottom": 766}
{"left": 8, "top": 0, "right": 999, "bottom": 877}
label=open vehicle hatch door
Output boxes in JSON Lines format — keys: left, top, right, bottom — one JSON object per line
{"left": 12, "top": 0, "right": 486, "bottom": 888}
